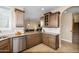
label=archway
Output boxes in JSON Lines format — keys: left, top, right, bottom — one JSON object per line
{"left": 61, "top": 6, "right": 79, "bottom": 44}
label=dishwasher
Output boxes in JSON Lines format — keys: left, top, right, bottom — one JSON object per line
{"left": 12, "top": 36, "right": 26, "bottom": 53}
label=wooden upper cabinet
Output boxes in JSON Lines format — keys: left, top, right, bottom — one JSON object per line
{"left": 44, "top": 12, "right": 51, "bottom": 27}
{"left": 15, "top": 8, "right": 25, "bottom": 27}
{"left": 44, "top": 12, "right": 60, "bottom": 28}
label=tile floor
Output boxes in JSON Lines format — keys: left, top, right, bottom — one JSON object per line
{"left": 23, "top": 41, "right": 79, "bottom": 53}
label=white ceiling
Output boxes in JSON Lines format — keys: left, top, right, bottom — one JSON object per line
{"left": 64, "top": 6, "right": 79, "bottom": 13}
{"left": 25, "top": 6, "right": 61, "bottom": 21}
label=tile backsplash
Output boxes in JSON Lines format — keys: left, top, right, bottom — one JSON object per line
{"left": 42, "top": 28, "right": 60, "bottom": 34}
{"left": 0, "top": 28, "right": 24, "bottom": 36}
{"left": 0, "top": 30, "right": 14, "bottom": 36}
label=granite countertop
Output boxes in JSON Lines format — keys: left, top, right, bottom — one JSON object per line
{"left": 0, "top": 31, "right": 40, "bottom": 41}
{"left": 42, "top": 32, "right": 59, "bottom": 36}
{"left": 0, "top": 31, "right": 59, "bottom": 41}
{"left": 7, "top": 31, "right": 40, "bottom": 37}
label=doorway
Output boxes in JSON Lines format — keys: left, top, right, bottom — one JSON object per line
{"left": 72, "top": 13, "right": 79, "bottom": 44}
{"left": 61, "top": 6, "right": 79, "bottom": 44}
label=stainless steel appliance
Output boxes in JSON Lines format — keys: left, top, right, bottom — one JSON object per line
{"left": 12, "top": 36, "right": 26, "bottom": 53}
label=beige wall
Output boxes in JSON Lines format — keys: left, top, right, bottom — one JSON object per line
{"left": 40, "top": 17, "right": 45, "bottom": 27}
{"left": 24, "top": 20, "right": 39, "bottom": 30}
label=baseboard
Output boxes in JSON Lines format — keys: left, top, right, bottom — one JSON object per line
{"left": 61, "top": 39, "right": 72, "bottom": 43}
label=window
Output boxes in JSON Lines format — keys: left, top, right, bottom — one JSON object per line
{"left": 0, "top": 7, "right": 12, "bottom": 30}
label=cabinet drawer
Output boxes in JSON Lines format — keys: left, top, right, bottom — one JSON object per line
{"left": 0, "top": 39, "right": 10, "bottom": 52}
{"left": 42, "top": 34, "right": 49, "bottom": 38}
{"left": 27, "top": 35, "right": 41, "bottom": 40}
{"left": 49, "top": 34, "right": 56, "bottom": 38}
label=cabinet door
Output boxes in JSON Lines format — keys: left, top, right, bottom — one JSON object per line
{"left": 0, "top": 39, "right": 10, "bottom": 53}
{"left": 26, "top": 33, "right": 42, "bottom": 49}
{"left": 15, "top": 9, "right": 24, "bottom": 27}
{"left": 33, "top": 33, "right": 42, "bottom": 44}
{"left": 42, "top": 34, "right": 49, "bottom": 46}
{"left": 49, "top": 13, "right": 59, "bottom": 27}
{"left": 44, "top": 12, "right": 60, "bottom": 28}
{"left": 49, "top": 35, "right": 59, "bottom": 49}
{"left": 49, "top": 36, "right": 56, "bottom": 49}
{"left": 43, "top": 37, "right": 49, "bottom": 46}
{"left": 26, "top": 35, "right": 34, "bottom": 48}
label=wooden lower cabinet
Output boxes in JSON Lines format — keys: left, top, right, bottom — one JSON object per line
{"left": 49, "top": 35, "right": 59, "bottom": 49}
{"left": 0, "top": 39, "right": 10, "bottom": 53}
{"left": 49, "top": 37, "right": 55, "bottom": 49}
{"left": 42, "top": 33, "right": 59, "bottom": 49}
{"left": 42, "top": 34, "right": 49, "bottom": 46}
{"left": 26, "top": 33, "right": 42, "bottom": 49}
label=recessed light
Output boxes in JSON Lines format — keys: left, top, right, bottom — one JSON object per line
{"left": 41, "top": 8, "right": 45, "bottom": 10}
